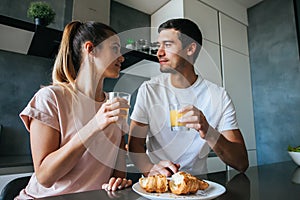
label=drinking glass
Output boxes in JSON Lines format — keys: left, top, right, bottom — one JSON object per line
{"left": 108, "top": 92, "right": 131, "bottom": 120}
{"left": 169, "top": 103, "right": 189, "bottom": 131}
{"left": 108, "top": 92, "right": 131, "bottom": 133}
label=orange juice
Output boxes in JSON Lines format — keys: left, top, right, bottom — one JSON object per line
{"left": 108, "top": 92, "right": 131, "bottom": 119}
{"left": 170, "top": 110, "right": 184, "bottom": 127}
{"left": 120, "top": 108, "right": 129, "bottom": 118}
{"left": 169, "top": 103, "right": 189, "bottom": 131}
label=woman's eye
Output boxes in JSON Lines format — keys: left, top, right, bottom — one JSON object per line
{"left": 112, "top": 46, "right": 119, "bottom": 54}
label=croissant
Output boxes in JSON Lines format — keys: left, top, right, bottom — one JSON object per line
{"left": 139, "top": 171, "right": 209, "bottom": 195}
{"left": 169, "top": 171, "right": 209, "bottom": 195}
{"left": 139, "top": 174, "right": 168, "bottom": 193}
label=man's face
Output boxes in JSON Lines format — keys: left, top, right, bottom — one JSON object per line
{"left": 157, "top": 29, "right": 187, "bottom": 73}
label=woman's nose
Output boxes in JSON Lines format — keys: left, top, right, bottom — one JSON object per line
{"left": 118, "top": 55, "right": 125, "bottom": 63}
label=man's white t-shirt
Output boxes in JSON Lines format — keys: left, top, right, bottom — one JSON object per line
{"left": 131, "top": 74, "right": 238, "bottom": 174}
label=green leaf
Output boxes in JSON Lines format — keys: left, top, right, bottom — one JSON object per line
{"left": 288, "top": 145, "right": 300, "bottom": 152}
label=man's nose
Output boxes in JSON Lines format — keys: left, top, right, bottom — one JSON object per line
{"left": 157, "top": 46, "right": 165, "bottom": 58}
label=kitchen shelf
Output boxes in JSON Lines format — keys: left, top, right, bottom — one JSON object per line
{"left": 0, "top": 15, "right": 35, "bottom": 32}
{"left": 27, "top": 26, "right": 62, "bottom": 58}
{"left": 121, "top": 47, "right": 158, "bottom": 70}
{"left": 0, "top": 15, "right": 158, "bottom": 66}
{"left": 0, "top": 15, "right": 62, "bottom": 59}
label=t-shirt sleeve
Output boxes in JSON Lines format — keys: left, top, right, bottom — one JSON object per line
{"left": 130, "top": 82, "right": 149, "bottom": 124}
{"left": 19, "top": 87, "right": 60, "bottom": 132}
{"left": 217, "top": 90, "right": 239, "bottom": 132}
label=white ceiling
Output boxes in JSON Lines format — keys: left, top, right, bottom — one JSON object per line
{"left": 113, "top": 0, "right": 170, "bottom": 15}
{"left": 113, "top": 0, "right": 263, "bottom": 15}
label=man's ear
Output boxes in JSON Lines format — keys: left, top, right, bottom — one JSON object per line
{"left": 186, "top": 42, "right": 197, "bottom": 56}
{"left": 84, "top": 41, "right": 94, "bottom": 54}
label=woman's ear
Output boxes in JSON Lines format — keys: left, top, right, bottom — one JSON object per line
{"left": 84, "top": 41, "right": 94, "bottom": 54}
{"left": 186, "top": 42, "right": 197, "bottom": 56}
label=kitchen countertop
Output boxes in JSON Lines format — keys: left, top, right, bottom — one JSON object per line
{"left": 35, "top": 161, "right": 300, "bottom": 199}
{"left": 0, "top": 156, "right": 33, "bottom": 175}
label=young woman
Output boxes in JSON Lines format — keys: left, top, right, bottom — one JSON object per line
{"left": 16, "top": 21, "right": 132, "bottom": 199}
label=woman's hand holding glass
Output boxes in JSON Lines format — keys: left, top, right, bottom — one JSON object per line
{"left": 95, "top": 97, "right": 130, "bottom": 132}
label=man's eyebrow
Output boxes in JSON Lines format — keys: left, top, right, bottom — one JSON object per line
{"left": 161, "top": 40, "right": 174, "bottom": 43}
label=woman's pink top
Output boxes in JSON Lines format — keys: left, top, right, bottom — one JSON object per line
{"left": 16, "top": 85, "right": 123, "bottom": 199}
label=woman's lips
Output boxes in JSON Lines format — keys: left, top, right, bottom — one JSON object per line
{"left": 115, "top": 62, "right": 122, "bottom": 68}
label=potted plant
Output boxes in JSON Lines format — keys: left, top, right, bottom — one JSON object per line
{"left": 27, "top": 1, "right": 55, "bottom": 26}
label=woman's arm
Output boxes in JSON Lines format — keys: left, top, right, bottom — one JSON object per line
{"left": 30, "top": 116, "right": 99, "bottom": 188}
{"left": 31, "top": 99, "right": 129, "bottom": 188}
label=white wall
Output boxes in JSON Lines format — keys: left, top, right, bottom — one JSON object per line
{"left": 199, "top": 0, "right": 248, "bottom": 25}
{"left": 151, "top": 0, "right": 184, "bottom": 41}
{"left": 72, "top": 0, "right": 110, "bottom": 24}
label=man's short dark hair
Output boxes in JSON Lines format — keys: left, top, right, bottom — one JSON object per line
{"left": 158, "top": 18, "right": 203, "bottom": 61}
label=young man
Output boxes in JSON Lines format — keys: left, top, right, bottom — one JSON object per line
{"left": 128, "top": 18, "right": 248, "bottom": 177}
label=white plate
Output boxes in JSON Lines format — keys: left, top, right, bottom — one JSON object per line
{"left": 132, "top": 180, "right": 226, "bottom": 200}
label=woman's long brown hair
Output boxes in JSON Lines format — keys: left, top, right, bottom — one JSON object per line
{"left": 52, "top": 21, "right": 117, "bottom": 93}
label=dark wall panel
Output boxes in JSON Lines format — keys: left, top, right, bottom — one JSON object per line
{"left": 0, "top": 50, "right": 53, "bottom": 156}
{"left": 110, "top": 1, "right": 151, "bottom": 46}
{"left": 248, "top": 0, "right": 300, "bottom": 165}
{"left": 110, "top": 1, "right": 150, "bottom": 33}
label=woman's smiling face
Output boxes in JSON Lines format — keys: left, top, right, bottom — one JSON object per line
{"left": 93, "top": 34, "right": 124, "bottom": 79}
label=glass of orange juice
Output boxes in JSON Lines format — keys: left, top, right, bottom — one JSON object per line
{"left": 169, "top": 103, "right": 189, "bottom": 131}
{"left": 108, "top": 92, "right": 131, "bottom": 131}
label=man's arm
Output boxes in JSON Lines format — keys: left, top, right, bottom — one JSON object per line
{"left": 207, "top": 128, "right": 249, "bottom": 172}
{"left": 102, "top": 136, "right": 132, "bottom": 191}
{"left": 112, "top": 135, "right": 126, "bottom": 179}
{"left": 180, "top": 105, "right": 249, "bottom": 172}
{"left": 128, "top": 120, "right": 152, "bottom": 176}
{"left": 128, "top": 120, "right": 179, "bottom": 177}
